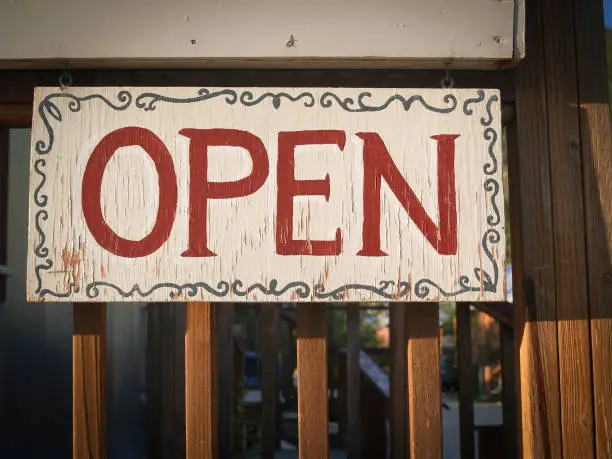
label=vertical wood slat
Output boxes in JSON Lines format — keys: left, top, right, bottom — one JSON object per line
{"left": 217, "top": 304, "right": 234, "bottom": 459}
{"left": 456, "top": 304, "right": 475, "bottom": 459}
{"left": 185, "top": 302, "right": 218, "bottom": 459}
{"left": 406, "top": 304, "right": 441, "bottom": 459}
{"left": 500, "top": 323, "right": 517, "bottom": 459}
{"left": 540, "top": 0, "right": 595, "bottom": 455}
{"left": 73, "top": 303, "right": 107, "bottom": 459}
{"left": 261, "top": 303, "right": 278, "bottom": 459}
{"left": 346, "top": 304, "right": 361, "bottom": 459}
{"left": 572, "top": 0, "right": 612, "bottom": 456}
{"left": 297, "top": 305, "right": 328, "bottom": 459}
{"left": 390, "top": 303, "right": 408, "bottom": 459}
{"left": 511, "top": 0, "right": 563, "bottom": 453}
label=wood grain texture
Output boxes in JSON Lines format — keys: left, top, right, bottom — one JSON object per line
{"left": 511, "top": 0, "right": 563, "bottom": 453}
{"left": 456, "top": 303, "right": 474, "bottom": 459}
{"left": 73, "top": 303, "right": 107, "bottom": 459}
{"left": 0, "top": 0, "right": 516, "bottom": 64}
{"left": 540, "top": 0, "right": 595, "bottom": 454}
{"left": 260, "top": 303, "right": 279, "bottom": 459}
{"left": 390, "top": 303, "right": 407, "bottom": 459}
{"left": 573, "top": 1, "right": 612, "bottom": 457}
{"left": 346, "top": 304, "right": 361, "bottom": 459}
{"left": 185, "top": 302, "right": 218, "bottom": 459}
{"left": 297, "top": 304, "right": 328, "bottom": 459}
{"left": 406, "top": 303, "right": 441, "bottom": 459}
{"left": 27, "top": 86, "right": 505, "bottom": 303}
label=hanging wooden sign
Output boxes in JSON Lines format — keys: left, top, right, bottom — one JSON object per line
{"left": 27, "top": 87, "right": 505, "bottom": 302}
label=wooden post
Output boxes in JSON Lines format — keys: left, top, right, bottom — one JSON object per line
{"left": 297, "top": 304, "right": 328, "bottom": 459}
{"left": 73, "top": 303, "right": 107, "bottom": 459}
{"left": 573, "top": 0, "right": 612, "bottom": 456}
{"left": 406, "top": 304, "right": 442, "bottom": 459}
{"left": 261, "top": 303, "right": 279, "bottom": 459}
{"left": 185, "top": 302, "right": 218, "bottom": 459}
{"left": 346, "top": 303, "right": 361, "bottom": 459}
{"left": 390, "top": 302, "right": 407, "bottom": 459}
{"left": 456, "top": 303, "right": 475, "bottom": 459}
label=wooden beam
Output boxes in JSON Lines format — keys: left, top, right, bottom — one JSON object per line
{"left": 217, "top": 303, "right": 234, "bottom": 459}
{"left": 456, "top": 304, "right": 475, "bottom": 459}
{"left": 511, "top": 0, "right": 563, "bottom": 454}
{"left": 0, "top": 69, "right": 515, "bottom": 105}
{"left": 390, "top": 302, "right": 407, "bottom": 459}
{"left": 346, "top": 304, "right": 361, "bottom": 459}
{"left": 73, "top": 303, "right": 107, "bottom": 459}
{"left": 297, "top": 304, "right": 328, "bottom": 459}
{"left": 573, "top": 0, "right": 612, "bottom": 457}
{"left": 540, "top": 0, "right": 595, "bottom": 454}
{"left": 185, "top": 302, "right": 218, "bottom": 459}
{"left": 260, "top": 303, "right": 279, "bottom": 459}
{"left": 406, "top": 304, "right": 442, "bottom": 459}
{"left": 500, "top": 323, "right": 518, "bottom": 459}
{"left": 0, "top": 104, "right": 31, "bottom": 127}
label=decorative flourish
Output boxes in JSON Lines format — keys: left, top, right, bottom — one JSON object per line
{"left": 135, "top": 88, "right": 238, "bottom": 111}
{"left": 34, "top": 210, "right": 49, "bottom": 257}
{"left": 463, "top": 89, "right": 485, "bottom": 115}
{"left": 85, "top": 280, "right": 231, "bottom": 299}
{"left": 314, "top": 280, "right": 411, "bottom": 300}
{"left": 414, "top": 229, "right": 500, "bottom": 299}
{"left": 481, "top": 94, "right": 499, "bottom": 127}
{"left": 40, "top": 283, "right": 80, "bottom": 299}
{"left": 232, "top": 279, "right": 311, "bottom": 298}
{"left": 33, "top": 159, "right": 48, "bottom": 207}
{"left": 35, "top": 91, "right": 132, "bottom": 155}
{"left": 239, "top": 91, "right": 315, "bottom": 109}
{"left": 34, "top": 258, "right": 53, "bottom": 294}
{"left": 484, "top": 178, "right": 501, "bottom": 226}
{"left": 320, "top": 92, "right": 457, "bottom": 113}
{"left": 483, "top": 128, "right": 498, "bottom": 175}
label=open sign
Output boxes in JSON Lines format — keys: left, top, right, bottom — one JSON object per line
{"left": 27, "top": 87, "right": 505, "bottom": 303}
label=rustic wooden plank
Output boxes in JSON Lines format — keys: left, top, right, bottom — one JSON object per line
{"left": 217, "top": 303, "right": 234, "bottom": 458}
{"left": 73, "top": 303, "right": 107, "bottom": 459}
{"left": 456, "top": 303, "right": 475, "bottom": 459}
{"left": 540, "top": 0, "right": 595, "bottom": 455}
{"left": 406, "top": 303, "right": 441, "bottom": 459}
{"left": 390, "top": 302, "right": 407, "bottom": 459}
{"left": 261, "top": 303, "right": 279, "bottom": 459}
{"left": 185, "top": 302, "right": 218, "bottom": 459}
{"left": 346, "top": 303, "right": 361, "bottom": 459}
{"left": 572, "top": 1, "right": 612, "bottom": 457}
{"left": 0, "top": 69, "right": 515, "bottom": 105}
{"left": 297, "top": 304, "right": 328, "bottom": 459}
{"left": 500, "top": 322, "right": 517, "bottom": 459}
{"left": 511, "top": 0, "right": 563, "bottom": 453}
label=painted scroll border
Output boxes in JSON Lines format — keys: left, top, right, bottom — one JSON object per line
{"left": 31, "top": 88, "right": 502, "bottom": 301}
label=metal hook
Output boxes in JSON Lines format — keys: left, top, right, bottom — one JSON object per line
{"left": 59, "top": 69, "right": 73, "bottom": 90}
{"left": 441, "top": 69, "right": 455, "bottom": 89}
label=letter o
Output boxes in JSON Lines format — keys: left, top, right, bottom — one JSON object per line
{"left": 82, "top": 127, "right": 178, "bottom": 258}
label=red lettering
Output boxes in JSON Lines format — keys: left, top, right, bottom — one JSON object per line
{"left": 180, "top": 129, "right": 269, "bottom": 257}
{"left": 276, "top": 130, "right": 345, "bottom": 255}
{"left": 82, "top": 127, "right": 178, "bottom": 258}
{"left": 356, "top": 133, "right": 459, "bottom": 256}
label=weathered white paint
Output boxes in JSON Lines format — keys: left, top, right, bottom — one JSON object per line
{"left": 27, "top": 87, "right": 505, "bottom": 302}
{"left": 0, "top": 0, "right": 520, "bottom": 69}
